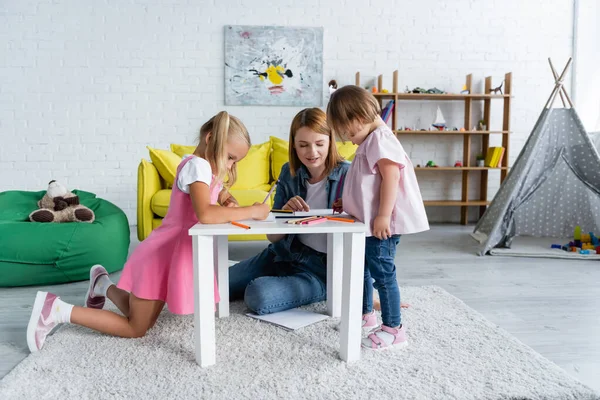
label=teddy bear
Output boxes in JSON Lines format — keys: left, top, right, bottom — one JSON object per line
{"left": 29, "top": 180, "right": 95, "bottom": 223}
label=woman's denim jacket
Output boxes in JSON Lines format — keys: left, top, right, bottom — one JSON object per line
{"left": 269, "top": 161, "right": 350, "bottom": 258}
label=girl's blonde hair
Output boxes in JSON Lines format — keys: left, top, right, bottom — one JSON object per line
{"left": 200, "top": 111, "right": 251, "bottom": 188}
{"left": 326, "top": 85, "right": 381, "bottom": 141}
{"left": 288, "top": 108, "right": 343, "bottom": 178}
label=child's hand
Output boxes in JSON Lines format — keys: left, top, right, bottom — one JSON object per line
{"left": 282, "top": 196, "right": 310, "bottom": 212}
{"left": 251, "top": 202, "right": 271, "bottom": 220}
{"left": 373, "top": 215, "right": 391, "bottom": 240}
{"left": 332, "top": 198, "right": 343, "bottom": 214}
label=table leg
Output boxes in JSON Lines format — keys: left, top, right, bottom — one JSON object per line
{"left": 327, "top": 232, "right": 343, "bottom": 317}
{"left": 214, "top": 235, "right": 229, "bottom": 318}
{"left": 193, "top": 235, "right": 216, "bottom": 367}
{"left": 339, "top": 232, "right": 365, "bottom": 363}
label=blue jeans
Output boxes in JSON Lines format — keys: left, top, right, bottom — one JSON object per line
{"left": 362, "top": 235, "right": 401, "bottom": 327}
{"left": 229, "top": 237, "right": 327, "bottom": 315}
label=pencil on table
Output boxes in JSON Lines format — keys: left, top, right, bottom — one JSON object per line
{"left": 231, "top": 221, "right": 251, "bottom": 229}
{"left": 326, "top": 216, "right": 355, "bottom": 223}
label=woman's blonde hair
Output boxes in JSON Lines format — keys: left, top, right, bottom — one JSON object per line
{"left": 200, "top": 111, "right": 251, "bottom": 188}
{"left": 326, "top": 85, "right": 381, "bottom": 141}
{"left": 288, "top": 108, "right": 343, "bottom": 178}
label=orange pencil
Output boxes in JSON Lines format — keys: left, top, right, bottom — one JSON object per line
{"left": 231, "top": 221, "right": 251, "bottom": 229}
{"left": 326, "top": 216, "right": 355, "bottom": 223}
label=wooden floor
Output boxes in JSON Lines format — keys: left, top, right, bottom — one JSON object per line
{"left": 1, "top": 225, "right": 599, "bottom": 392}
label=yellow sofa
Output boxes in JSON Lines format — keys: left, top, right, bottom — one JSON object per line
{"left": 137, "top": 136, "right": 358, "bottom": 242}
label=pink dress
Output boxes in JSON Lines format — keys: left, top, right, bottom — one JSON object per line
{"left": 342, "top": 125, "right": 429, "bottom": 236}
{"left": 118, "top": 156, "right": 222, "bottom": 314}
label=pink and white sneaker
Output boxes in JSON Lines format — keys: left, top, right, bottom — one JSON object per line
{"left": 362, "top": 311, "right": 380, "bottom": 334}
{"left": 361, "top": 324, "right": 408, "bottom": 351}
{"left": 27, "top": 291, "right": 60, "bottom": 353}
{"left": 85, "top": 264, "right": 108, "bottom": 309}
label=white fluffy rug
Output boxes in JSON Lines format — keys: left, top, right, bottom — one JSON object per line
{"left": 0, "top": 286, "right": 597, "bottom": 400}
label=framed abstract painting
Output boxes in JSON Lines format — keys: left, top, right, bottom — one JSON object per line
{"left": 224, "top": 25, "right": 324, "bottom": 106}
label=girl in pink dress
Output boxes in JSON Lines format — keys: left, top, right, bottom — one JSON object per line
{"left": 327, "top": 86, "right": 429, "bottom": 351}
{"left": 27, "top": 111, "right": 271, "bottom": 352}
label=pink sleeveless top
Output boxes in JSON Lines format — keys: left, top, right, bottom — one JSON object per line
{"left": 118, "top": 156, "right": 222, "bottom": 314}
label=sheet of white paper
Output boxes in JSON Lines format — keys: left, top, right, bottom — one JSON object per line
{"left": 246, "top": 308, "right": 329, "bottom": 331}
{"left": 273, "top": 209, "right": 350, "bottom": 218}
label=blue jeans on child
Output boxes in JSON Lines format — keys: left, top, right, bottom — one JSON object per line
{"left": 229, "top": 236, "right": 327, "bottom": 315}
{"left": 362, "top": 235, "right": 402, "bottom": 327}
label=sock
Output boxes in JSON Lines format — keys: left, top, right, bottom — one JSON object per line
{"left": 93, "top": 275, "right": 113, "bottom": 297}
{"left": 52, "top": 298, "right": 74, "bottom": 324}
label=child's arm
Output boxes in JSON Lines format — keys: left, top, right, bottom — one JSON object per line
{"left": 373, "top": 159, "right": 400, "bottom": 240}
{"left": 189, "top": 182, "right": 269, "bottom": 224}
{"left": 218, "top": 188, "right": 239, "bottom": 208}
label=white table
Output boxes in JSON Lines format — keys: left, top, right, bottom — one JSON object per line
{"left": 188, "top": 218, "right": 367, "bottom": 367}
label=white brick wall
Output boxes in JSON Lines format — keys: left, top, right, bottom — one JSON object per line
{"left": 0, "top": 0, "right": 575, "bottom": 224}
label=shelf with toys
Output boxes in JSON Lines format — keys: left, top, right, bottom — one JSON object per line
{"left": 355, "top": 70, "right": 512, "bottom": 225}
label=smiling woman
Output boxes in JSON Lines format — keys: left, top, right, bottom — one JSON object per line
{"left": 228, "top": 108, "right": 350, "bottom": 315}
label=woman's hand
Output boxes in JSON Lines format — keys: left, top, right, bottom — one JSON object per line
{"left": 282, "top": 196, "right": 310, "bottom": 212}
{"left": 373, "top": 215, "right": 391, "bottom": 240}
{"left": 251, "top": 202, "right": 271, "bottom": 220}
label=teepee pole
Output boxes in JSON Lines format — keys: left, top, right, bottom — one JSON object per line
{"left": 549, "top": 58, "right": 574, "bottom": 108}
{"left": 544, "top": 58, "right": 572, "bottom": 109}
{"left": 548, "top": 59, "right": 567, "bottom": 107}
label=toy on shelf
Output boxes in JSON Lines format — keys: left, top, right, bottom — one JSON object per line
{"left": 432, "top": 107, "right": 447, "bottom": 130}
{"left": 425, "top": 160, "right": 438, "bottom": 168}
{"left": 381, "top": 89, "right": 389, "bottom": 93}
{"left": 412, "top": 87, "right": 427, "bottom": 94}
{"left": 460, "top": 84, "right": 470, "bottom": 94}
{"left": 491, "top": 81, "right": 504, "bottom": 94}
{"left": 328, "top": 79, "right": 338, "bottom": 94}
{"left": 427, "top": 88, "right": 446, "bottom": 94}
{"left": 454, "top": 161, "right": 463, "bottom": 167}
{"left": 478, "top": 119, "right": 487, "bottom": 131}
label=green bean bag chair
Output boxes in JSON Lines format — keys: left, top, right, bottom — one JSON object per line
{"left": 0, "top": 190, "right": 130, "bottom": 287}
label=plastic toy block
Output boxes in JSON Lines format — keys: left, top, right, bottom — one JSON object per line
{"left": 574, "top": 225, "right": 581, "bottom": 240}
{"left": 551, "top": 244, "right": 562, "bottom": 249}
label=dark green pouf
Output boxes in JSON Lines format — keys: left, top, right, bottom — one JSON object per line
{"left": 0, "top": 190, "right": 130, "bottom": 287}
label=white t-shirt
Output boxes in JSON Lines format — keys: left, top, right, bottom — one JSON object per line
{"left": 299, "top": 178, "right": 328, "bottom": 253}
{"left": 177, "top": 157, "right": 212, "bottom": 194}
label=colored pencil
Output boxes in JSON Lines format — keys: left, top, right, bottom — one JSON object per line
{"left": 231, "top": 221, "right": 251, "bottom": 229}
{"left": 326, "top": 216, "right": 355, "bottom": 223}
{"left": 271, "top": 209, "right": 293, "bottom": 213}
{"left": 263, "top": 181, "right": 278, "bottom": 204}
{"left": 302, "top": 217, "right": 327, "bottom": 225}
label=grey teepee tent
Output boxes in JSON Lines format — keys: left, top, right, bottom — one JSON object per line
{"left": 472, "top": 58, "right": 600, "bottom": 255}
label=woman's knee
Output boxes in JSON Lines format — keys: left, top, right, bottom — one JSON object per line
{"left": 244, "top": 278, "right": 270, "bottom": 313}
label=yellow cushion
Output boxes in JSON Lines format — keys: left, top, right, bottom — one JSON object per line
{"left": 230, "top": 141, "right": 270, "bottom": 190}
{"left": 270, "top": 136, "right": 289, "bottom": 181}
{"left": 150, "top": 189, "right": 172, "bottom": 217}
{"left": 336, "top": 141, "right": 358, "bottom": 161}
{"left": 147, "top": 147, "right": 181, "bottom": 187}
{"left": 170, "top": 143, "right": 196, "bottom": 158}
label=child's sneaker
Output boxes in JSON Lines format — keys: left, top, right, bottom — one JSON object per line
{"left": 362, "top": 311, "right": 380, "bottom": 334}
{"left": 27, "top": 291, "right": 60, "bottom": 352}
{"left": 361, "top": 324, "right": 408, "bottom": 351}
{"left": 85, "top": 264, "right": 108, "bottom": 309}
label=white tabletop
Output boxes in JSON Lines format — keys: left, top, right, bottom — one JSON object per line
{"left": 189, "top": 218, "right": 368, "bottom": 236}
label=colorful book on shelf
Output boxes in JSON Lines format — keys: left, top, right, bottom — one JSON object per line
{"left": 484, "top": 147, "right": 505, "bottom": 167}
{"left": 380, "top": 100, "right": 395, "bottom": 123}
{"left": 495, "top": 147, "right": 505, "bottom": 167}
